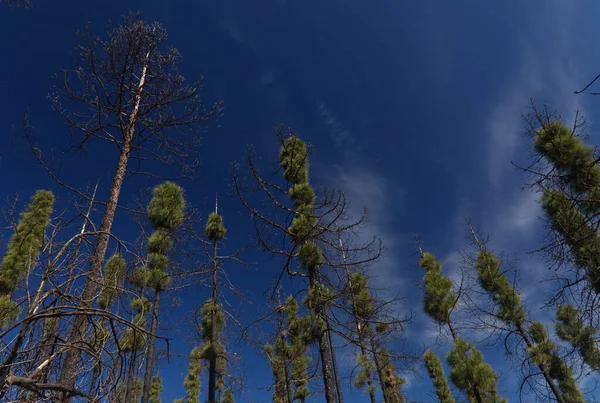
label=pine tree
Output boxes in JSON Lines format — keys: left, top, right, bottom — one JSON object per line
{"left": 556, "top": 304, "right": 600, "bottom": 371}
{"left": 528, "top": 322, "right": 584, "bottom": 403}
{"left": 0, "top": 190, "right": 54, "bottom": 391}
{"left": 120, "top": 297, "right": 150, "bottom": 403}
{"left": 264, "top": 296, "right": 311, "bottom": 403}
{"left": 418, "top": 250, "right": 505, "bottom": 403}
{"left": 54, "top": 12, "right": 220, "bottom": 395}
{"left": 469, "top": 238, "right": 581, "bottom": 403}
{"left": 0, "top": 190, "right": 54, "bottom": 326}
{"left": 423, "top": 349, "right": 455, "bottom": 403}
{"left": 347, "top": 272, "right": 406, "bottom": 403}
{"left": 204, "top": 206, "right": 227, "bottom": 403}
{"left": 280, "top": 135, "right": 338, "bottom": 403}
{"left": 141, "top": 182, "right": 186, "bottom": 403}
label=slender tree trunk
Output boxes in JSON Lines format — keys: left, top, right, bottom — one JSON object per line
{"left": 208, "top": 239, "right": 218, "bottom": 403}
{"left": 308, "top": 269, "right": 337, "bottom": 403}
{"left": 141, "top": 291, "right": 161, "bottom": 403}
{"left": 123, "top": 349, "right": 138, "bottom": 403}
{"left": 58, "top": 138, "right": 132, "bottom": 397}
{"left": 340, "top": 237, "right": 376, "bottom": 403}
{"left": 360, "top": 342, "right": 377, "bottom": 403}
{"left": 370, "top": 339, "right": 390, "bottom": 403}
{"left": 35, "top": 318, "right": 59, "bottom": 384}
{"left": 59, "top": 50, "right": 150, "bottom": 399}
{"left": 517, "top": 323, "right": 566, "bottom": 403}
{"left": 325, "top": 313, "right": 344, "bottom": 403}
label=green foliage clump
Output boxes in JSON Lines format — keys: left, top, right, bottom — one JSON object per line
{"left": 297, "top": 241, "right": 322, "bottom": 270}
{"left": 131, "top": 377, "right": 143, "bottom": 402}
{"left": 120, "top": 313, "right": 147, "bottom": 351}
{"left": 355, "top": 353, "right": 376, "bottom": 394}
{"left": 0, "top": 295, "right": 18, "bottom": 328}
{"left": 144, "top": 182, "right": 186, "bottom": 292}
{"left": 205, "top": 212, "right": 227, "bottom": 241}
{"left": 349, "top": 273, "right": 376, "bottom": 320}
{"left": 183, "top": 347, "right": 202, "bottom": 403}
{"left": 419, "top": 252, "right": 456, "bottom": 324}
{"left": 147, "top": 182, "right": 185, "bottom": 231}
{"left": 149, "top": 376, "right": 163, "bottom": 403}
{"left": 130, "top": 266, "right": 149, "bottom": 288}
{"left": 542, "top": 189, "right": 600, "bottom": 292}
{"left": 280, "top": 136, "right": 309, "bottom": 184}
{"left": 446, "top": 338, "right": 505, "bottom": 403}
{"left": 534, "top": 121, "right": 600, "bottom": 200}
{"left": 556, "top": 304, "right": 600, "bottom": 371}
{"left": 528, "top": 321, "right": 585, "bottom": 403}
{"left": 98, "top": 253, "right": 125, "bottom": 310}
{"left": 288, "top": 212, "right": 317, "bottom": 244}
{"left": 130, "top": 297, "right": 151, "bottom": 314}
{"left": 305, "top": 283, "right": 332, "bottom": 311}
{"left": 376, "top": 346, "right": 406, "bottom": 403}
{"left": 289, "top": 183, "right": 315, "bottom": 205}
{"left": 473, "top": 251, "right": 526, "bottom": 325}
{"left": 264, "top": 297, "right": 312, "bottom": 403}
{"left": 0, "top": 190, "right": 54, "bottom": 296}
{"left": 147, "top": 230, "right": 173, "bottom": 254}
{"left": 423, "top": 349, "right": 455, "bottom": 403}
{"left": 146, "top": 268, "right": 170, "bottom": 291}
{"left": 222, "top": 388, "right": 234, "bottom": 403}
{"left": 148, "top": 252, "right": 169, "bottom": 272}
{"left": 200, "top": 299, "right": 225, "bottom": 340}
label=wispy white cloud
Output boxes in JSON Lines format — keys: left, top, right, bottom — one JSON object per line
{"left": 328, "top": 164, "right": 406, "bottom": 293}
{"left": 317, "top": 100, "right": 355, "bottom": 149}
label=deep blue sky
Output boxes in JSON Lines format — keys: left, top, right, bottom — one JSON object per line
{"left": 2, "top": 1, "right": 600, "bottom": 402}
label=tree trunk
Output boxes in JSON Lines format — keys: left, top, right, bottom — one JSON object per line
{"left": 208, "top": 239, "right": 218, "bottom": 403}
{"left": 35, "top": 318, "right": 59, "bottom": 384}
{"left": 123, "top": 349, "right": 138, "bottom": 403}
{"left": 308, "top": 270, "right": 337, "bottom": 403}
{"left": 517, "top": 323, "right": 566, "bottom": 403}
{"left": 371, "top": 339, "right": 389, "bottom": 403}
{"left": 58, "top": 137, "right": 132, "bottom": 398}
{"left": 325, "top": 313, "right": 344, "bottom": 403}
{"left": 58, "top": 49, "right": 150, "bottom": 398}
{"left": 141, "top": 290, "right": 161, "bottom": 403}
{"left": 341, "top": 240, "right": 376, "bottom": 403}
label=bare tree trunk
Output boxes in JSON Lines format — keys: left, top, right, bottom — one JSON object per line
{"left": 58, "top": 137, "right": 132, "bottom": 398}
{"left": 370, "top": 339, "right": 389, "bottom": 403}
{"left": 59, "top": 50, "right": 150, "bottom": 398}
{"left": 123, "top": 349, "right": 137, "bottom": 403}
{"left": 141, "top": 291, "right": 161, "bottom": 403}
{"left": 325, "top": 313, "right": 344, "bottom": 403}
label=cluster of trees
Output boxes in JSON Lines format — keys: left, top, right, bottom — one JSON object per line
{"left": 3, "top": 5, "right": 600, "bottom": 403}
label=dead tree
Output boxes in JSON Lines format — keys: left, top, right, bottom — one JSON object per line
{"left": 28, "top": 12, "right": 221, "bottom": 400}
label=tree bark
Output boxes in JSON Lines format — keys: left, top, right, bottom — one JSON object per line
{"left": 123, "top": 349, "right": 137, "bottom": 403}
{"left": 325, "top": 313, "right": 344, "bottom": 403}
{"left": 308, "top": 270, "right": 337, "bottom": 403}
{"left": 141, "top": 291, "right": 161, "bottom": 403}
{"left": 58, "top": 49, "right": 150, "bottom": 400}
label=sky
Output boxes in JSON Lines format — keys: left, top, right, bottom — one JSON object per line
{"left": 2, "top": 0, "right": 600, "bottom": 402}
